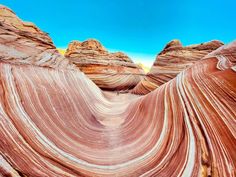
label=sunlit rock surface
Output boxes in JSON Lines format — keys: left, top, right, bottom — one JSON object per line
{"left": 0, "top": 5, "right": 73, "bottom": 68}
{"left": 0, "top": 5, "right": 236, "bottom": 177}
{"left": 65, "top": 39, "right": 145, "bottom": 90}
{"left": 131, "top": 39, "right": 223, "bottom": 94}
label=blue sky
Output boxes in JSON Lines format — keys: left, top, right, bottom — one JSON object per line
{"left": 1, "top": 0, "right": 236, "bottom": 66}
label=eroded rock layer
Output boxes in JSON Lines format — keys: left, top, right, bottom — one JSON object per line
{"left": 0, "top": 5, "right": 73, "bottom": 68}
{"left": 0, "top": 40, "right": 236, "bottom": 177}
{"left": 131, "top": 39, "right": 224, "bottom": 94}
{"left": 65, "top": 39, "right": 145, "bottom": 90}
{"left": 0, "top": 5, "right": 236, "bottom": 177}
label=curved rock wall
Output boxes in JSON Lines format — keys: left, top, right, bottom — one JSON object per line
{"left": 131, "top": 40, "right": 223, "bottom": 94}
{"left": 0, "top": 41, "right": 235, "bottom": 176}
{"left": 0, "top": 5, "right": 235, "bottom": 177}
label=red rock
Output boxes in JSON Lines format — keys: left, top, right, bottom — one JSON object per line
{"left": 131, "top": 39, "right": 224, "bottom": 94}
{"left": 0, "top": 41, "right": 235, "bottom": 176}
{"left": 0, "top": 5, "right": 73, "bottom": 68}
{"left": 0, "top": 5, "right": 236, "bottom": 177}
{"left": 65, "top": 39, "right": 145, "bottom": 90}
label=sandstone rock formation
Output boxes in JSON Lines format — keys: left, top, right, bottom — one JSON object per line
{"left": 0, "top": 39, "right": 235, "bottom": 176}
{"left": 131, "top": 39, "right": 224, "bottom": 94}
{"left": 65, "top": 39, "right": 145, "bottom": 90}
{"left": 0, "top": 5, "right": 236, "bottom": 177}
{"left": 0, "top": 5, "right": 73, "bottom": 68}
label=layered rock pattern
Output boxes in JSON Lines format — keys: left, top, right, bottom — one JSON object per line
{"left": 0, "top": 5, "right": 236, "bottom": 177}
{"left": 0, "top": 40, "right": 236, "bottom": 177}
{"left": 131, "top": 40, "right": 224, "bottom": 94}
{"left": 0, "top": 5, "right": 73, "bottom": 68}
{"left": 65, "top": 40, "right": 145, "bottom": 90}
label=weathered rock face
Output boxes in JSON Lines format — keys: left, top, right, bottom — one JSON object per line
{"left": 65, "top": 39, "right": 145, "bottom": 90}
{"left": 0, "top": 5, "right": 236, "bottom": 177}
{"left": 0, "top": 38, "right": 236, "bottom": 176}
{"left": 131, "top": 40, "right": 224, "bottom": 94}
{"left": 0, "top": 5, "right": 73, "bottom": 68}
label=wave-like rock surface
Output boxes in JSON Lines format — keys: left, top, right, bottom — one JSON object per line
{"left": 0, "top": 5, "right": 236, "bottom": 177}
{"left": 0, "top": 41, "right": 236, "bottom": 176}
{"left": 131, "top": 40, "right": 223, "bottom": 94}
{"left": 65, "top": 39, "right": 144, "bottom": 90}
{"left": 0, "top": 5, "right": 73, "bottom": 68}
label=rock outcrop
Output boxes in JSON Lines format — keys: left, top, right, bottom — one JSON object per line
{"left": 65, "top": 39, "right": 145, "bottom": 90}
{"left": 0, "top": 5, "right": 236, "bottom": 177}
{"left": 131, "top": 39, "right": 224, "bottom": 94}
{"left": 0, "top": 5, "right": 73, "bottom": 68}
{"left": 0, "top": 39, "right": 235, "bottom": 176}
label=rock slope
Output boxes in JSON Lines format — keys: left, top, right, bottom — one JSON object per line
{"left": 131, "top": 39, "right": 223, "bottom": 94}
{"left": 0, "top": 40, "right": 235, "bottom": 177}
{"left": 0, "top": 5, "right": 236, "bottom": 177}
{"left": 0, "top": 5, "right": 73, "bottom": 68}
{"left": 65, "top": 39, "right": 145, "bottom": 90}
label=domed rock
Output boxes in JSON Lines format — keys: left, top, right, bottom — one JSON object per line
{"left": 131, "top": 40, "right": 224, "bottom": 94}
{"left": 65, "top": 39, "right": 145, "bottom": 90}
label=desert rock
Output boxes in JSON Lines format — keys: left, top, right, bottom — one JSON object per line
{"left": 0, "top": 5, "right": 73, "bottom": 68}
{"left": 0, "top": 5, "right": 236, "bottom": 177}
{"left": 65, "top": 39, "right": 145, "bottom": 90}
{"left": 131, "top": 39, "right": 223, "bottom": 94}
